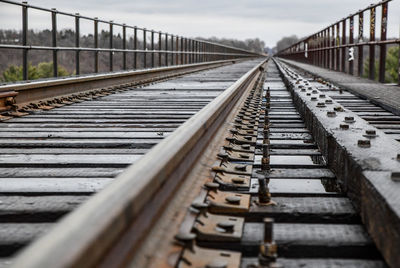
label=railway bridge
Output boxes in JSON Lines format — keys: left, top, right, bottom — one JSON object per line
{"left": 0, "top": 0, "right": 399, "bottom": 267}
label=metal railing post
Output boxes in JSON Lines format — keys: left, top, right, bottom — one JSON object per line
{"left": 151, "top": 30, "right": 155, "bottom": 68}
{"left": 22, "top": 1, "right": 28, "bottom": 80}
{"left": 133, "top": 26, "right": 137, "bottom": 69}
{"left": 51, "top": 8, "right": 58, "bottom": 77}
{"left": 170, "top": 34, "right": 174, "bottom": 66}
{"left": 158, "top": 31, "right": 162, "bottom": 67}
{"left": 122, "top": 24, "right": 127, "bottom": 70}
{"left": 379, "top": 2, "right": 388, "bottom": 83}
{"left": 358, "top": 12, "right": 364, "bottom": 77}
{"left": 94, "top": 17, "right": 98, "bottom": 73}
{"left": 143, "top": 28, "right": 146, "bottom": 69}
{"left": 75, "top": 13, "right": 80, "bottom": 75}
{"left": 349, "top": 16, "right": 354, "bottom": 75}
{"left": 165, "top": 33, "right": 168, "bottom": 66}
{"left": 341, "top": 19, "right": 346, "bottom": 72}
{"left": 369, "top": 7, "right": 376, "bottom": 80}
{"left": 109, "top": 21, "right": 113, "bottom": 72}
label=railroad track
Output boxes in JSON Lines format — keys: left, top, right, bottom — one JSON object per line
{"left": 2, "top": 57, "right": 399, "bottom": 268}
{"left": 0, "top": 59, "right": 263, "bottom": 266}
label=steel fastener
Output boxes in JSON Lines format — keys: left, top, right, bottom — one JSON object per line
{"left": 225, "top": 195, "right": 241, "bottom": 204}
{"left": 340, "top": 124, "right": 349, "bottom": 130}
{"left": 358, "top": 140, "right": 371, "bottom": 148}
{"left": 327, "top": 111, "right": 336, "bottom": 117}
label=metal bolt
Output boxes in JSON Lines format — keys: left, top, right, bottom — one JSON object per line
{"left": 225, "top": 195, "right": 241, "bottom": 204}
{"left": 234, "top": 165, "right": 247, "bottom": 171}
{"left": 319, "top": 94, "right": 326, "bottom": 98}
{"left": 344, "top": 116, "right": 355, "bottom": 123}
{"left": 340, "top": 124, "right": 349, "bottom": 130}
{"left": 327, "top": 111, "right": 336, "bottom": 117}
{"left": 263, "top": 218, "right": 274, "bottom": 243}
{"left": 358, "top": 140, "right": 371, "bottom": 148}
{"left": 241, "top": 144, "right": 251, "bottom": 150}
{"left": 217, "top": 221, "right": 235, "bottom": 232}
{"left": 365, "top": 129, "right": 376, "bottom": 136}
{"left": 191, "top": 201, "right": 209, "bottom": 216}
{"left": 258, "top": 178, "right": 271, "bottom": 203}
{"left": 204, "top": 182, "right": 219, "bottom": 191}
{"left": 316, "top": 102, "right": 326, "bottom": 107}
{"left": 174, "top": 231, "right": 196, "bottom": 251}
{"left": 325, "top": 99, "right": 333, "bottom": 104}
{"left": 391, "top": 172, "right": 400, "bottom": 182}
{"left": 312, "top": 90, "right": 318, "bottom": 94}
{"left": 232, "top": 176, "right": 245, "bottom": 184}
{"left": 311, "top": 97, "right": 317, "bottom": 101}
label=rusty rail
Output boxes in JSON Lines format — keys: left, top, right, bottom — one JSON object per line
{"left": 276, "top": 0, "right": 400, "bottom": 85}
{"left": 10, "top": 59, "right": 267, "bottom": 267}
{"left": 0, "top": 0, "right": 260, "bottom": 80}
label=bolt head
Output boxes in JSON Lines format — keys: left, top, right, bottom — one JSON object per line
{"left": 358, "top": 140, "right": 371, "bottom": 148}
{"left": 225, "top": 195, "right": 241, "bottom": 204}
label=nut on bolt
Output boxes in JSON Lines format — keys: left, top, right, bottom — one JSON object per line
{"left": 327, "top": 111, "right": 336, "bottom": 117}
{"left": 340, "top": 124, "right": 349, "bottom": 130}
{"left": 358, "top": 139, "right": 371, "bottom": 148}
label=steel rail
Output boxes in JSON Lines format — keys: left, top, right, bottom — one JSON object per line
{"left": 0, "top": 58, "right": 255, "bottom": 108}
{"left": 11, "top": 59, "right": 267, "bottom": 268}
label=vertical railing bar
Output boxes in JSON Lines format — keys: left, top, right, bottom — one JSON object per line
{"left": 94, "top": 17, "right": 98, "bottom": 73}
{"left": 379, "top": 2, "right": 388, "bottom": 82}
{"left": 165, "top": 33, "right": 168, "bottom": 66}
{"left": 358, "top": 12, "right": 364, "bottom": 77}
{"left": 75, "top": 13, "right": 80, "bottom": 75}
{"left": 109, "top": 20, "right": 113, "bottom": 72}
{"left": 143, "top": 28, "right": 146, "bottom": 69}
{"left": 175, "top": 35, "right": 179, "bottom": 65}
{"left": 151, "top": 30, "right": 154, "bottom": 68}
{"left": 51, "top": 8, "right": 57, "bottom": 77}
{"left": 22, "top": 1, "right": 28, "bottom": 80}
{"left": 158, "top": 31, "right": 162, "bottom": 67}
{"left": 133, "top": 26, "right": 137, "bottom": 69}
{"left": 180, "top": 37, "right": 184, "bottom": 64}
{"left": 170, "top": 34, "right": 174, "bottom": 66}
{"left": 349, "top": 16, "right": 354, "bottom": 75}
{"left": 122, "top": 23, "right": 127, "bottom": 70}
{"left": 336, "top": 23, "right": 340, "bottom": 71}
{"left": 341, "top": 19, "right": 346, "bottom": 72}
{"left": 369, "top": 7, "right": 376, "bottom": 80}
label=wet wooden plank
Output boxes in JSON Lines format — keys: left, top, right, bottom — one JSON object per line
{"left": 241, "top": 258, "right": 385, "bottom": 268}
{"left": 0, "top": 195, "right": 89, "bottom": 222}
{"left": 0, "top": 178, "right": 113, "bottom": 193}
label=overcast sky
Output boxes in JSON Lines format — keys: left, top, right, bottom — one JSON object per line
{"left": 0, "top": 0, "right": 399, "bottom": 47}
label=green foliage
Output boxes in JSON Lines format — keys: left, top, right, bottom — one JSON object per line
{"left": 363, "top": 46, "right": 399, "bottom": 83}
{"left": 386, "top": 46, "right": 399, "bottom": 83}
{"left": 1, "top": 62, "right": 69, "bottom": 82}
{"left": 362, "top": 57, "right": 379, "bottom": 81}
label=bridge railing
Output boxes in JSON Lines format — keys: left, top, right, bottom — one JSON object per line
{"left": 276, "top": 0, "right": 400, "bottom": 85}
{"left": 0, "top": 0, "right": 260, "bottom": 81}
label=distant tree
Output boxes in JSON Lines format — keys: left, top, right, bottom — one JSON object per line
{"left": 276, "top": 35, "right": 299, "bottom": 53}
{"left": 1, "top": 63, "right": 39, "bottom": 82}
{"left": 1, "top": 62, "right": 69, "bottom": 82}
{"left": 386, "top": 46, "right": 399, "bottom": 83}
{"left": 363, "top": 46, "right": 399, "bottom": 83}
{"left": 37, "top": 62, "right": 69, "bottom": 78}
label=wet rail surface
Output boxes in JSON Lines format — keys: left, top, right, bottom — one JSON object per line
{"left": 167, "top": 60, "right": 386, "bottom": 268}
{"left": 280, "top": 62, "right": 400, "bottom": 143}
{"left": 0, "top": 59, "right": 263, "bottom": 264}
